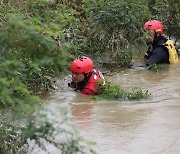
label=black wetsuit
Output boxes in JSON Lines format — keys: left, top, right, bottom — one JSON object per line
{"left": 145, "top": 35, "right": 169, "bottom": 66}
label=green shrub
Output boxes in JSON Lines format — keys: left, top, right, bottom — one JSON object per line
{"left": 0, "top": 1, "right": 96, "bottom": 153}
{"left": 148, "top": 0, "right": 180, "bottom": 40}
{"left": 93, "top": 81, "right": 151, "bottom": 101}
{"left": 82, "top": 0, "right": 151, "bottom": 53}
{"left": 0, "top": 60, "right": 41, "bottom": 113}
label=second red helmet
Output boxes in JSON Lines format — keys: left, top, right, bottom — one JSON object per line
{"left": 70, "top": 56, "right": 93, "bottom": 73}
{"left": 144, "top": 20, "right": 164, "bottom": 35}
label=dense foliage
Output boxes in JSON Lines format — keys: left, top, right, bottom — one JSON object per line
{"left": 81, "top": 0, "right": 151, "bottom": 67}
{"left": 0, "top": 0, "right": 94, "bottom": 153}
{"left": 83, "top": 0, "right": 150, "bottom": 52}
{"left": 148, "top": 0, "right": 180, "bottom": 42}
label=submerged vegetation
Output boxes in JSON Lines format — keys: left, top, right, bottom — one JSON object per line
{"left": 0, "top": 0, "right": 179, "bottom": 153}
{"left": 93, "top": 81, "right": 151, "bottom": 101}
{"left": 148, "top": 64, "right": 162, "bottom": 72}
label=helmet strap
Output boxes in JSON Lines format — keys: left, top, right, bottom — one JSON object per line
{"left": 154, "top": 32, "right": 160, "bottom": 40}
{"left": 154, "top": 31, "right": 162, "bottom": 37}
{"left": 74, "top": 72, "right": 92, "bottom": 91}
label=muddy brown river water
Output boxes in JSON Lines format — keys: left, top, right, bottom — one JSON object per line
{"left": 45, "top": 61, "right": 180, "bottom": 154}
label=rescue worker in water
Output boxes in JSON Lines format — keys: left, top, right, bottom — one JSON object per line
{"left": 143, "top": 20, "right": 178, "bottom": 66}
{"left": 68, "top": 56, "right": 105, "bottom": 95}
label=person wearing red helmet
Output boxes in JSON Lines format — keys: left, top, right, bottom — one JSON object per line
{"left": 143, "top": 20, "right": 178, "bottom": 66}
{"left": 68, "top": 56, "right": 105, "bottom": 95}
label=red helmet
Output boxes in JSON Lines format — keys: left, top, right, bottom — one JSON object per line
{"left": 144, "top": 20, "right": 164, "bottom": 35}
{"left": 70, "top": 56, "right": 93, "bottom": 73}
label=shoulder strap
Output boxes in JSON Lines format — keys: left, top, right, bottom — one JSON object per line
{"left": 164, "top": 39, "right": 179, "bottom": 64}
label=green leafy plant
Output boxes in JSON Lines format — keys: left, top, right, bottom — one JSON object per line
{"left": 92, "top": 81, "right": 151, "bottom": 101}
{"left": 148, "top": 64, "right": 162, "bottom": 72}
{"left": 0, "top": 1, "right": 96, "bottom": 153}
{"left": 148, "top": 0, "right": 180, "bottom": 41}
{"left": 0, "top": 110, "right": 96, "bottom": 154}
{"left": 111, "top": 50, "right": 132, "bottom": 68}
{"left": 82, "top": 0, "right": 151, "bottom": 54}
{"left": 0, "top": 59, "right": 41, "bottom": 113}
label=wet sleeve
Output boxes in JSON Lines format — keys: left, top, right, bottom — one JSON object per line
{"left": 146, "top": 53, "right": 159, "bottom": 66}
{"left": 146, "top": 47, "right": 167, "bottom": 66}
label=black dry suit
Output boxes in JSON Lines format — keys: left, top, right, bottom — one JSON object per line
{"left": 145, "top": 35, "right": 169, "bottom": 66}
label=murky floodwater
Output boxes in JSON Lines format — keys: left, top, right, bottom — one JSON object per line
{"left": 45, "top": 61, "right": 180, "bottom": 154}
